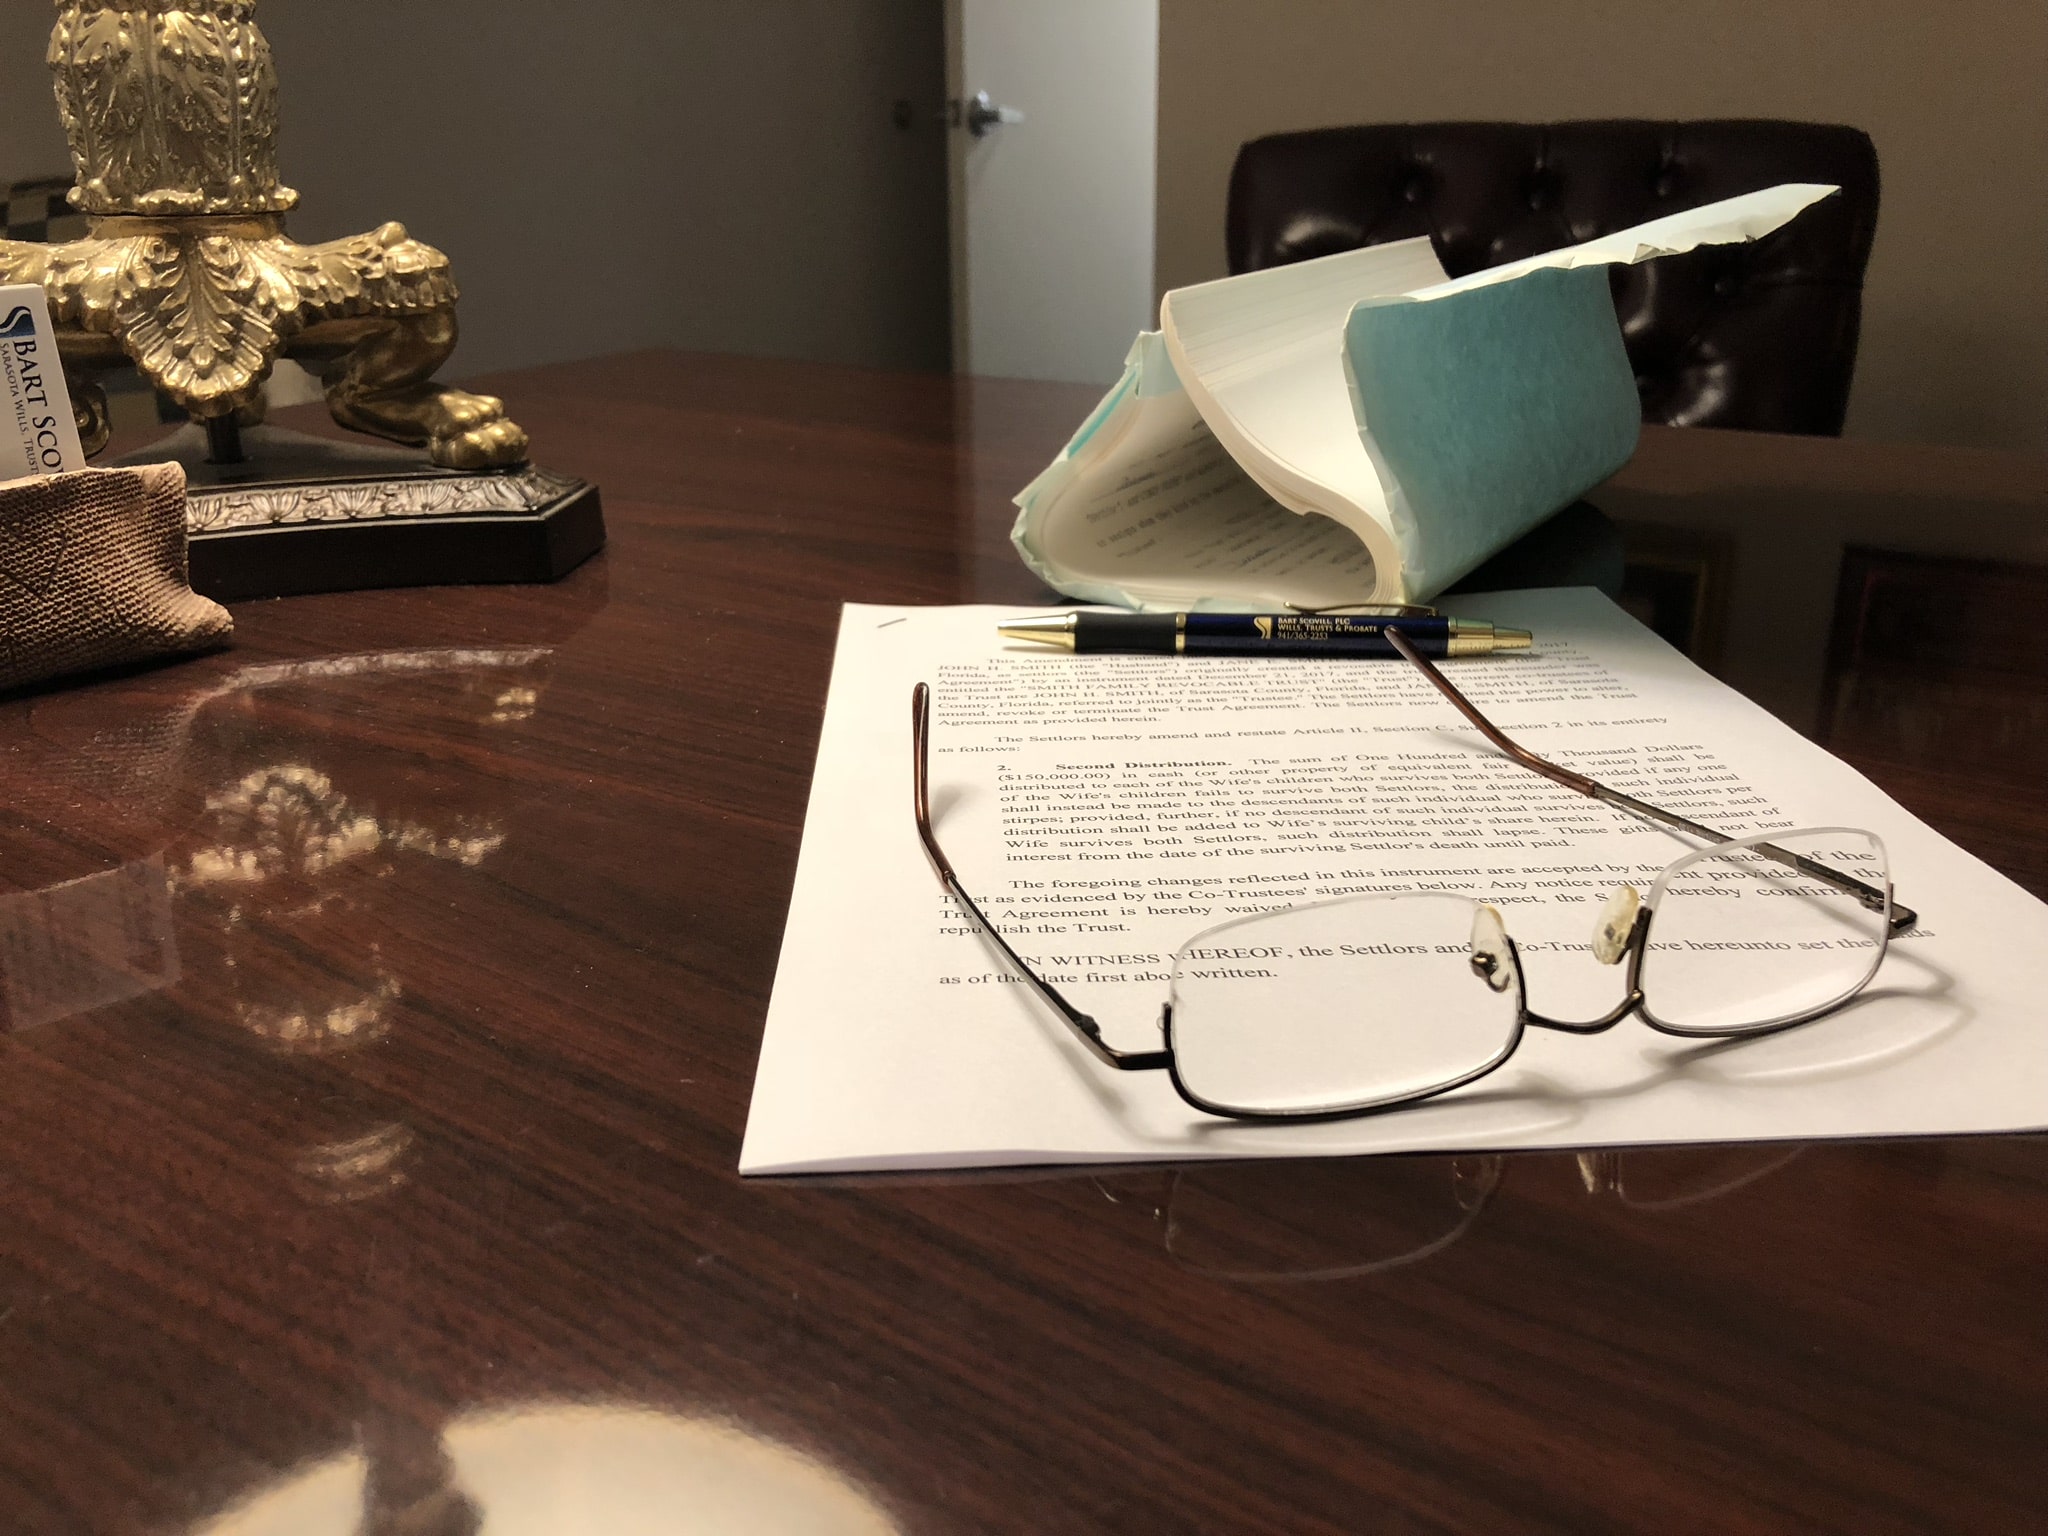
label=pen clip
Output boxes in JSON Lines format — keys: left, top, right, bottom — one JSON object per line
{"left": 1284, "top": 602, "right": 1440, "bottom": 618}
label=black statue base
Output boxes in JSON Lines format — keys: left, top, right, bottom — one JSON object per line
{"left": 110, "top": 424, "right": 605, "bottom": 603}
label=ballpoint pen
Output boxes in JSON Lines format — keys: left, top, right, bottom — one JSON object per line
{"left": 997, "top": 611, "right": 1533, "bottom": 658}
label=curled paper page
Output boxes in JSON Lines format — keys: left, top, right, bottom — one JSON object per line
{"left": 1391, "top": 183, "right": 1841, "bottom": 302}
{"left": 1344, "top": 184, "right": 1840, "bottom": 598}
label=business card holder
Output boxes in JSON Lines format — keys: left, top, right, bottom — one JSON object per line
{"left": 0, "top": 462, "right": 232, "bottom": 692}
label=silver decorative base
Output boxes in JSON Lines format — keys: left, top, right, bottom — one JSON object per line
{"left": 111, "top": 425, "right": 604, "bottom": 601}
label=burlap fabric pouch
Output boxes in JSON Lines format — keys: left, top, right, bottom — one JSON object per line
{"left": 0, "top": 462, "right": 231, "bottom": 691}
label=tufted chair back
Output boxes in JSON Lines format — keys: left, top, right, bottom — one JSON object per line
{"left": 1226, "top": 120, "right": 1879, "bottom": 435}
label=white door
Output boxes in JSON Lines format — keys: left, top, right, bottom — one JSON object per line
{"left": 945, "top": 0, "right": 1159, "bottom": 384}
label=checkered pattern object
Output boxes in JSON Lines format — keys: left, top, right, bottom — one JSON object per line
{"left": 4, "top": 178, "right": 88, "bottom": 243}
{"left": 3, "top": 175, "right": 182, "bottom": 423}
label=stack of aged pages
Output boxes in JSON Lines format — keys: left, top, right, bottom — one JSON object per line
{"left": 1012, "top": 186, "right": 1833, "bottom": 611}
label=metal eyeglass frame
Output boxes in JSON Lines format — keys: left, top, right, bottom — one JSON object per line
{"left": 910, "top": 628, "right": 1917, "bottom": 1122}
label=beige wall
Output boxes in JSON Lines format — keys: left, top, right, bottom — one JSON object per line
{"left": 0, "top": 8, "right": 70, "bottom": 175}
{"left": 2, "top": 2, "right": 949, "bottom": 378}
{"left": 1158, "top": 0, "right": 2048, "bottom": 453}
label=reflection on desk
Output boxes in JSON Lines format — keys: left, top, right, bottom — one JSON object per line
{"left": 2, "top": 353, "right": 2045, "bottom": 1535}
{"left": 3, "top": 647, "right": 559, "bottom": 1205}
{"left": 191, "top": 1402, "right": 897, "bottom": 1536}
{"left": 1101, "top": 1144, "right": 1809, "bottom": 1283}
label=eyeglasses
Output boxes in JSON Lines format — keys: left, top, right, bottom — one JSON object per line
{"left": 911, "top": 629, "right": 1916, "bottom": 1123}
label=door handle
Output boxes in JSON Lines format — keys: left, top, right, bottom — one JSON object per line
{"left": 962, "top": 90, "right": 1025, "bottom": 138}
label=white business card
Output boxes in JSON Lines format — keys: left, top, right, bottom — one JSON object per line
{"left": 0, "top": 283, "right": 85, "bottom": 481}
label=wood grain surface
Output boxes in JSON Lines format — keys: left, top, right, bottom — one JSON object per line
{"left": 3, "top": 353, "right": 2045, "bottom": 1535}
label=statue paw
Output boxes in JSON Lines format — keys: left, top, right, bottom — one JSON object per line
{"left": 329, "top": 380, "right": 530, "bottom": 469}
{"left": 433, "top": 389, "right": 507, "bottom": 434}
{"left": 431, "top": 415, "right": 530, "bottom": 470}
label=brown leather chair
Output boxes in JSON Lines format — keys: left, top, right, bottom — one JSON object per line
{"left": 1227, "top": 120, "right": 1879, "bottom": 435}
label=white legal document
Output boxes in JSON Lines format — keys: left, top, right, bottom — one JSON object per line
{"left": 741, "top": 590, "right": 2048, "bottom": 1175}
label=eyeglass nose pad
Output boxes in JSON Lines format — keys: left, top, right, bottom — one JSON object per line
{"left": 1469, "top": 903, "right": 1519, "bottom": 994}
{"left": 1590, "top": 885, "right": 1642, "bottom": 965}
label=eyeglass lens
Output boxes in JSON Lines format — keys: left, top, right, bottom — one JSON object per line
{"left": 1640, "top": 829, "right": 1889, "bottom": 1034}
{"left": 1165, "top": 829, "right": 1890, "bottom": 1115}
{"left": 1167, "top": 892, "right": 1520, "bottom": 1117}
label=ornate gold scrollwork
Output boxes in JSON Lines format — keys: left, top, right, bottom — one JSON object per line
{"left": 0, "top": 1, "right": 527, "bottom": 470}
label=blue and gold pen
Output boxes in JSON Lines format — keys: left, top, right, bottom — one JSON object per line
{"left": 997, "top": 611, "right": 1532, "bottom": 658}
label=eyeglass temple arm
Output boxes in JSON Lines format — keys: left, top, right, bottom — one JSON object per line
{"left": 912, "top": 684, "right": 1171, "bottom": 1072}
{"left": 1383, "top": 631, "right": 1916, "bottom": 935}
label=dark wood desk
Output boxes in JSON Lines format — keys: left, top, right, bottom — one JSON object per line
{"left": 4, "top": 353, "right": 2045, "bottom": 1534}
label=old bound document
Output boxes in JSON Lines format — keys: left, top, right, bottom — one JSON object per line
{"left": 1011, "top": 187, "right": 1831, "bottom": 610}
{"left": 742, "top": 590, "right": 2048, "bottom": 1174}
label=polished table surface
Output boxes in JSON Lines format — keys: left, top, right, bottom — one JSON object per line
{"left": 4, "top": 353, "right": 2047, "bottom": 1534}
